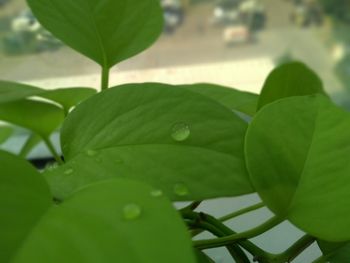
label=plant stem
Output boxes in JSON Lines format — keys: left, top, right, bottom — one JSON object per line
{"left": 194, "top": 216, "right": 284, "bottom": 250}
{"left": 42, "top": 136, "right": 63, "bottom": 165}
{"left": 219, "top": 202, "right": 265, "bottom": 222}
{"left": 101, "top": 65, "right": 110, "bottom": 91}
{"left": 272, "top": 235, "right": 316, "bottom": 262}
{"left": 180, "top": 201, "right": 202, "bottom": 212}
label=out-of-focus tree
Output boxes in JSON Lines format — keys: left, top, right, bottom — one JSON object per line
{"left": 319, "top": 0, "right": 350, "bottom": 23}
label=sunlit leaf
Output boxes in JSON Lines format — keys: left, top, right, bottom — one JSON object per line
{"left": 46, "top": 83, "right": 252, "bottom": 201}
{"left": 0, "top": 81, "right": 42, "bottom": 104}
{"left": 257, "top": 62, "right": 325, "bottom": 109}
{"left": 27, "top": 0, "right": 164, "bottom": 67}
{"left": 246, "top": 95, "right": 350, "bottom": 241}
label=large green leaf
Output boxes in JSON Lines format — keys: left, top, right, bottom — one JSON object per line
{"left": 45, "top": 83, "right": 252, "bottom": 201}
{"left": 0, "top": 81, "right": 42, "bottom": 104}
{"left": 11, "top": 179, "right": 196, "bottom": 263}
{"left": 0, "top": 126, "right": 13, "bottom": 145}
{"left": 183, "top": 83, "right": 258, "bottom": 116}
{"left": 318, "top": 240, "right": 350, "bottom": 262}
{"left": 245, "top": 95, "right": 350, "bottom": 241}
{"left": 0, "top": 99, "right": 64, "bottom": 137}
{"left": 0, "top": 150, "right": 51, "bottom": 263}
{"left": 39, "top": 87, "right": 97, "bottom": 113}
{"left": 257, "top": 62, "right": 325, "bottom": 109}
{"left": 27, "top": 0, "right": 164, "bottom": 67}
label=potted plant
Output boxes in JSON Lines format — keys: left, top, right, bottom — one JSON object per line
{"left": 1, "top": 0, "right": 349, "bottom": 262}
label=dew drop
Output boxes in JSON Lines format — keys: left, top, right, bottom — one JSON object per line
{"left": 174, "top": 183, "right": 189, "bottom": 196}
{"left": 171, "top": 123, "right": 190, "bottom": 142}
{"left": 150, "top": 189, "right": 163, "bottom": 197}
{"left": 64, "top": 168, "right": 74, "bottom": 175}
{"left": 86, "top": 149, "right": 98, "bottom": 157}
{"left": 123, "top": 203, "right": 142, "bottom": 220}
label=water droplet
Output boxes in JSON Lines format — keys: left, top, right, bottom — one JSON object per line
{"left": 171, "top": 123, "right": 190, "bottom": 142}
{"left": 64, "top": 168, "right": 73, "bottom": 175}
{"left": 86, "top": 149, "right": 98, "bottom": 157}
{"left": 123, "top": 204, "right": 142, "bottom": 220}
{"left": 174, "top": 183, "right": 189, "bottom": 196}
{"left": 150, "top": 189, "right": 163, "bottom": 197}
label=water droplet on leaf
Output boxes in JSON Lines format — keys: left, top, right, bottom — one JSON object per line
{"left": 150, "top": 189, "right": 163, "bottom": 197}
{"left": 86, "top": 149, "right": 98, "bottom": 157}
{"left": 171, "top": 123, "right": 190, "bottom": 142}
{"left": 64, "top": 168, "right": 73, "bottom": 175}
{"left": 174, "top": 183, "right": 189, "bottom": 196}
{"left": 123, "top": 203, "right": 142, "bottom": 220}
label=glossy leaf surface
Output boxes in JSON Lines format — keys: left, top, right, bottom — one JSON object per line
{"left": 257, "top": 62, "right": 325, "bottom": 109}
{"left": 12, "top": 179, "right": 196, "bottom": 263}
{"left": 47, "top": 83, "right": 252, "bottom": 201}
{"left": 0, "top": 151, "right": 51, "bottom": 263}
{"left": 27, "top": 0, "right": 164, "bottom": 67}
{"left": 184, "top": 83, "right": 258, "bottom": 116}
{"left": 0, "top": 99, "right": 64, "bottom": 137}
{"left": 246, "top": 95, "right": 350, "bottom": 241}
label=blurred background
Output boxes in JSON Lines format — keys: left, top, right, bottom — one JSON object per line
{"left": 0, "top": 0, "right": 349, "bottom": 262}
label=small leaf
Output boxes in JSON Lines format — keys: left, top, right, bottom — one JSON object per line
{"left": 0, "top": 150, "right": 51, "bottom": 263}
{"left": 11, "top": 179, "right": 196, "bottom": 263}
{"left": 0, "top": 99, "right": 64, "bottom": 137}
{"left": 246, "top": 95, "right": 350, "bottom": 241}
{"left": 39, "top": 87, "right": 97, "bottom": 113}
{"left": 48, "top": 83, "right": 252, "bottom": 201}
{"left": 183, "top": 83, "right": 258, "bottom": 116}
{"left": 0, "top": 81, "right": 42, "bottom": 104}
{"left": 318, "top": 240, "right": 350, "bottom": 262}
{"left": 27, "top": 0, "right": 164, "bottom": 68}
{"left": 257, "top": 62, "right": 325, "bottom": 109}
{"left": 0, "top": 125, "right": 13, "bottom": 145}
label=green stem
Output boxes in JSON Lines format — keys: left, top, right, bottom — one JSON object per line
{"left": 101, "top": 66, "right": 110, "bottom": 91}
{"left": 273, "top": 235, "right": 315, "bottom": 262}
{"left": 194, "top": 216, "right": 284, "bottom": 250}
{"left": 42, "top": 136, "right": 63, "bottom": 165}
{"left": 180, "top": 201, "right": 202, "bottom": 212}
{"left": 219, "top": 202, "right": 265, "bottom": 222}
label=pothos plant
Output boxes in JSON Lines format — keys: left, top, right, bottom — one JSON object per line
{"left": 1, "top": 0, "right": 350, "bottom": 262}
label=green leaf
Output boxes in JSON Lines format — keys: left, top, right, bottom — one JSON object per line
{"left": 46, "top": 83, "right": 252, "bottom": 201}
{"left": 0, "top": 125, "right": 13, "bottom": 145}
{"left": 0, "top": 99, "right": 64, "bottom": 137}
{"left": 19, "top": 133, "right": 43, "bottom": 158}
{"left": 246, "top": 95, "right": 350, "bottom": 241}
{"left": 27, "top": 0, "right": 164, "bottom": 68}
{"left": 257, "top": 62, "right": 325, "bottom": 110}
{"left": 183, "top": 83, "right": 258, "bottom": 116}
{"left": 0, "top": 150, "right": 51, "bottom": 263}
{"left": 39, "top": 87, "right": 97, "bottom": 113}
{"left": 318, "top": 240, "right": 350, "bottom": 262}
{"left": 12, "top": 179, "right": 196, "bottom": 263}
{"left": 0, "top": 81, "right": 42, "bottom": 104}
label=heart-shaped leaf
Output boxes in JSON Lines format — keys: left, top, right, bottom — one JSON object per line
{"left": 257, "top": 62, "right": 325, "bottom": 110}
{"left": 246, "top": 95, "right": 350, "bottom": 241}
{"left": 0, "top": 150, "right": 51, "bottom": 263}
{"left": 10, "top": 179, "right": 196, "bottom": 263}
{"left": 45, "top": 83, "right": 252, "bottom": 201}
{"left": 27, "top": 0, "right": 164, "bottom": 68}
{"left": 183, "top": 83, "right": 258, "bottom": 116}
{"left": 0, "top": 99, "right": 64, "bottom": 137}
